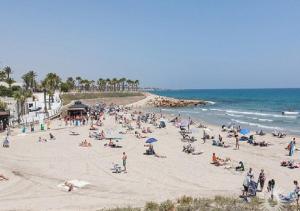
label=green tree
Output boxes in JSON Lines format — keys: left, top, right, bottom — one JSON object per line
{"left": 42, "top": 73, "right": 61, "bottom": 110}
{"left": 0, "top": 71, "right": 6, "bottom": 81}
{"left": 0, "top": 100, "right": 7, "bottom": 111}
{"left": 66, "top": 77, "right": 75, "bottom": 90}
{"left": 13, "top": 89, "right": 32, "bottom": 122}
{"left": 3, "top": 66, "right": 12, "bottom": 79}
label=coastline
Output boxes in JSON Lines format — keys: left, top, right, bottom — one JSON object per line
{"left": 0, "top": 93, "right": 299, "bottom": 210}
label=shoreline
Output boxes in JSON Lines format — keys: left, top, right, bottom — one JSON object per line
{"left": 144, "top": 93, "right": 300, "bottom": 137}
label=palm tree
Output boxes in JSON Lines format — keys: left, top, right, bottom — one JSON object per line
{"left": 111, "top": 78, "right": 118, "bottom": 92}
{"left": 105, "top": 79, "right": 111, "bottom": 91}
{"left": 75, "top": 76, "right": 82, "bottom": 91}
{"left": 0, "top": 71, "right": 6, "bottom": 81}
{"left": 22, "top": 73, "right": 31, "bottom": 90}
{"left": 90, "top": 80, "right": 95, "bottom": 92}
{"left": 99, "top": 78, "right": 107, "bottom": 91}
{"left": 3, "top": 66, "right": 12, "bottom": 79}
{"left": 27, "top": 70, "right": 37, "bottom": 91}
{"left": 134, "top": 80, "right": 139, "bottom": 91}
{"left": 126, "top": 79, "right": 133, "bottom": 91}
{"left": 13, "top": 89, "right": 32, "bottom": 122}
{"left": 119, "top": 78, "right": 126, "bottom": 91}
{"left": 42, "top": 73, "right": 61, "bottom": 110}
{"left": 66, "top": 77, "right": 75, "bottom": 91}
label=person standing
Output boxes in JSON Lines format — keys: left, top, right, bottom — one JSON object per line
{"left": 289, "top": 138, "right": 296, "bottom": 156}
{"left": 122, "top": 152, "right": 127, "bottom": 173}
{"left": 235, "top": 135, "right": 239, "bottom": 150}
{"left": 258, "top": 169, "right": 266, "bottom": 191}
{"left": 242, "top": 174, "right": 250, "bottom": 196}
{"left": 267, "top": 179, "right": 275, "bottom": 200}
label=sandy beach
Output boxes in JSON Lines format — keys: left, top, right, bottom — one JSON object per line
{"left": 0, "top": 93, "right": 299, "bottom": 211}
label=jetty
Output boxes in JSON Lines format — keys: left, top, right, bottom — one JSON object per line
{"left": 147, "top": 96, "right": 206, "bottom": 107}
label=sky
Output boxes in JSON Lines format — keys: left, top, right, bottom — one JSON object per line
{"left": 0, "top": 0, "right": 299, "bottom": 89}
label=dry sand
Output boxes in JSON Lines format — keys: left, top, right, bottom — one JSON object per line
{"left": 0, "top": 93, "right": 299, "bottom": 210}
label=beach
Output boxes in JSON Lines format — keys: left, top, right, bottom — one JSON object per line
{"left": 0, "top": 93, "right": 299, "bottom": 210}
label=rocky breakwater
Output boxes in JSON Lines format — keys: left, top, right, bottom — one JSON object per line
{"left": 147, "top": 96, "right": 207, "bottom": 107}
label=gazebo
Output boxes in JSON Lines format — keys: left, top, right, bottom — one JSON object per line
{"left": 0, "top": 111, "right": 10, "bottom": 132}
{"left": 67, "top": 101, "right": 89, "bottom": 117}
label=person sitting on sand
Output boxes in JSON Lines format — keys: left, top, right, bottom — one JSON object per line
{"left": 0, "top": 174, "right": 9, "bottom": 181}
{"left": 79, "top": 139, "right": 92, "bottom": 147}
{"left": 98, "top": 130, "right": 105, "bottom": 140}
{"left": 236, "top": 161, "right": 245, "bottom": 171}
{"left": 144, "top": 144, "right": 155, "bottom": 155}
{"left": 49, "top": 133, "right": 55, "bottom": 140}
{"left": 147, "top": 127, "right": 152, "bottom": 133}
{"left": 64, "top": 181, "right": 74, "bottom": 192}
{"left": 108, "top": 139, "right": 117, "bottom": 148}
{"left": 135, "top": 131, "right": 146, "bottom": 139}
{"left": 142, "top": 127, "right": 147, "bottom": 133}
{"left": 219, "top": 134, "right": 223, "bottom": 142}
{"left": 3, "top": 137, "right": 9, "bottom": 148}
{"left": 212, "top": 153, "right": 222, "bottom": 165}
{"left": 89, "top": 124, "right": 96, "bottom": 130}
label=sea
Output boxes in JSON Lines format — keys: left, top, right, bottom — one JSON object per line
{"left": 150, "top": 89, "right": 300, "bottom": 135}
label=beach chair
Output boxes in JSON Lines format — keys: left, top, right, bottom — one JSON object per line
{"left": 111, "top": 163, "right": 122, "bottom": 173}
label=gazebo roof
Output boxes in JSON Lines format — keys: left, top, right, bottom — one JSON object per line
{"left": 68, "top": 101, "right": 89, "bottom": 110}
{"left": 0, "top": 111, "right": 10, "bottom": 117}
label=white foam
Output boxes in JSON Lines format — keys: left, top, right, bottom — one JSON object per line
{"left": 226, "top": 110, "right": 297, "bottom": 119}
{"left": 206, "top": 101, "right": 216, "bottom": 105}
{"left": 231, "top": 119, "right": 282, "bottom": 130}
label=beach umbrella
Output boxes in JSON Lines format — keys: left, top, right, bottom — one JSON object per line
{"left": 146, "top": 138, "right": 158, "bottom": 144}
{"left": 240, "top": 128, "right": 250, "bottom": 135}
{"left": 190, "top": 128, "right": 199, "bottom": 133}
{"left": 159, "top": 118, "right": 167, "bottom": 123}
{"left": 180, "top": 119, "right": 189, "bottom": 127}
{"left": 203, "top": 128, "right": 212, "bottom": 133}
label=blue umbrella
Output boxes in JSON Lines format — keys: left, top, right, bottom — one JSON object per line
{"left": 146, "top": 138, "right": 158, "bottom": 144}
{"left": 240, "top": 128, "right": 250, "bottom": 135}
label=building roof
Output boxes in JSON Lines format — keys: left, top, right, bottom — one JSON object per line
{"left": 68, "top": 101, "right": 89, "bottom": 110}
{"left": 0, "top": 111, "right": 10, "bottom": 117}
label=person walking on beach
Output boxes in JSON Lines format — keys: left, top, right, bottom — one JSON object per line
{"left": 267, "top": 179, "right": 275, "bottom": 200}
{"left": 122, "top": 152, "right": 127, "bottom": 173}
{"left": 235, "top": 135, "right": 239, "bottom": 150}
{"left": 258, "top": 169, "right": 266, "bottom": 191}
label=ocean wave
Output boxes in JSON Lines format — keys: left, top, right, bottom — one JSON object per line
{"left": 206, "top": 101, "right": 216, "bottom": 105}
{"left": 226, "top": 110, "right": 297, "bottom": 119}
{"left": 226, "top": 113, "right": 244, "bottom": 118}
{"left": 210, "top": 108, "right": 225, "bottom": 112}
{"left": 231, "top": 119, "right": 282, "bottom": 130}
{"left": 201, "top": 109, "right": 208, "bottom": 111}
{"left": 243, "top": 116, "right": 274, "bottom": 122}
{"left": 258, "top": 118, "right": 274, "bottom": 122}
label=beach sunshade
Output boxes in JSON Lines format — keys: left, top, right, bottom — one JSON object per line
{"left": 190, "top": 128, "right": 199, "bottom": 133}
{"left": 159, "top": 118, "right": 167, "bottom": 122}
{"left": 146, "top": 138, "right": 158, "bottom": 144}
{"left": 180, "top": 120, "right": 189, "bottom": 127}
{"left": 240, "top": 128, "right": 250, "bottom": 135}
{"left": 203, "top": 128, "right": 212, "bottom": 133}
